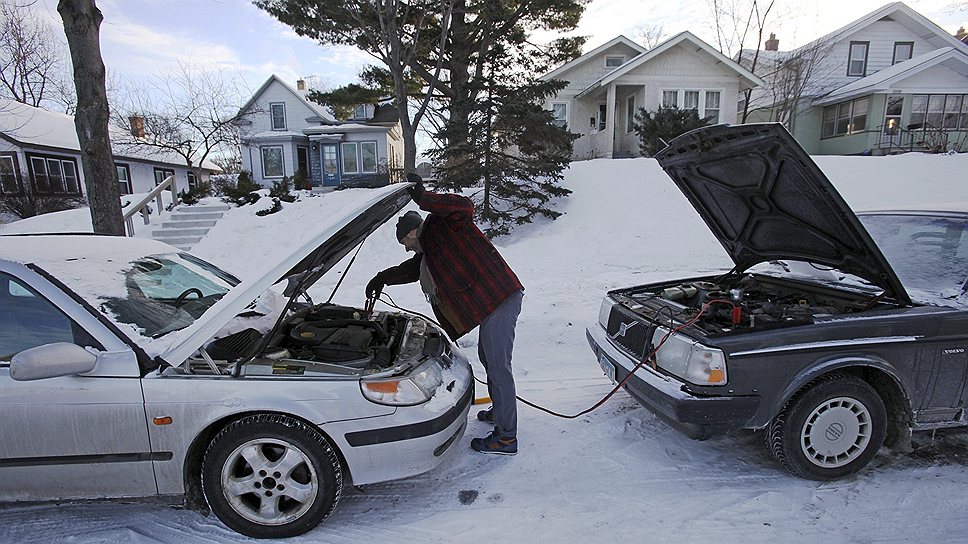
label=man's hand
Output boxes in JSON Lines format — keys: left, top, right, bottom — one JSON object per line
{"left": 406, "top": 172, "right": 425, "bottom": 201}
{"left": 365, "top": 273, "right": 386, "bottom": 300}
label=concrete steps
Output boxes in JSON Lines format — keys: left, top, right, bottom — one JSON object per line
{"left": 152, "top": 203, "right": 230, "bottom": 251}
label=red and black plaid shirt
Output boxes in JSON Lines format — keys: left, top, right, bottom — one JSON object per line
{"left": 379, "top": 190, "right": 523, "bottom": 339}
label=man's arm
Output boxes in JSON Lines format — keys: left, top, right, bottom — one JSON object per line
{"left": 414, "top": 190, "right": 474, "bottom": 229}
{"left": 379, "top": 254, "right": 422, "bottom": 285}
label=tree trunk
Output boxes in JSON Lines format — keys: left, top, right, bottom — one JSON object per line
{"left": 58, "top": 0, "right": 123, "bottom": 235}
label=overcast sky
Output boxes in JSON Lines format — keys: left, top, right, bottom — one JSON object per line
{"left": 30, "top": 0, "right": 968, "bottom": 97}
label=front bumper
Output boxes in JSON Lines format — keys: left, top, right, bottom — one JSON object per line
{"left": 320, "top": 353, "right": 474, "bottom": 486}
{"left": 586, "top": 324, "right": 759, "bottom": 439}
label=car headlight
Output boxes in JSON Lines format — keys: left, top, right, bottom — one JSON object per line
{"left": 361, "top": 358, "right": 444, "bottom": 406}
{"left": 652, "top": 327, "right": 727, "bottom": 386}
{"left": 598, "top": 297, "right": 614, "bottom": 328}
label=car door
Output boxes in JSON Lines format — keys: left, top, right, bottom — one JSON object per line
{"left": 0, "top": 269, "right": 157, "bottom": 501}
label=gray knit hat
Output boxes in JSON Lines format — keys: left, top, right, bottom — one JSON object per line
{"left": 395, "top": 210, "right": 423, "bottom": 241}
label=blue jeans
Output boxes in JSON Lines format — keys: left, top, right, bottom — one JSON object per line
{"left": 478, "top": 290, "right": 523, "bottom": 438}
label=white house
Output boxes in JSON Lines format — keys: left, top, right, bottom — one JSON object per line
{"left": 0, "top": 99, "right": 218, "bottom": 202}
{"left": 237, "top": 75, "right": 404, "bottom": 188}
{"left": 541, "top": 32, "right": 763, "bottom": 160}
{"left": 742, "top": 2, "right": 968, "bottom": 155}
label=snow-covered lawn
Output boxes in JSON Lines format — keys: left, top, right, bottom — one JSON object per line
{"left": 2, "top": 153, "right": 967, "bottom": 543}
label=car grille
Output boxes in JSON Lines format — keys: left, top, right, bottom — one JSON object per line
{"left": 605, "top": 305, "right": 652, "bottom": 360}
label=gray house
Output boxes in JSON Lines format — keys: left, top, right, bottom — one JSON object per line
{"left": 741, "top": 2, "right": 968, "bottom": 155}
{"left": 0, "top": 99, "right": 217, "bottom": 202}
{"left": 237, "top": 75, "right": 404, "bottom": 188}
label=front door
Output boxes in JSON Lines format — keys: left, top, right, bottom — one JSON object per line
{"left": 321, "top": 143, "right": 340, "bottom": 186}
{"left": 0, "top": 272, "right": 155, "bottom": 500}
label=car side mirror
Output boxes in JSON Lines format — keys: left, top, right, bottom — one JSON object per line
{"left": 10, "top": 343, "right": 98, "bottom": 381}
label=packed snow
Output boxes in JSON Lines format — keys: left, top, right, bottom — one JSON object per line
{"left": 2, "top": 152, "right": 968, "bottom": 543}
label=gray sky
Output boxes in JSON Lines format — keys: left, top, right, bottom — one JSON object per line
{"left": 30, "top": 0, "right": 968, "bottom": 96}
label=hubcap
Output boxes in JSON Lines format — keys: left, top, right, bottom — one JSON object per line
{"left": 800, "top": 396, "right": 871, "bottom": 469}
{"left": 220, "top": 438, "right": 318, "bottom": 526}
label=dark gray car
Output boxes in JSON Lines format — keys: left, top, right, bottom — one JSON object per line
{"left": 586, "top": 123, "right": 968, "bottom": 480}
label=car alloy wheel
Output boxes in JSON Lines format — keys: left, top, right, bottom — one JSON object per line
{"left": 767, "top": 373, "right": 886, "bottom": 481}
{"left": 220, "top": 437, "right": 318, "bottom": 526}
{"left": 799, "top": 396, "right": 871, "bottom": 469}
{"left": 202, "top": 414, "right": 342, "bottom": 538}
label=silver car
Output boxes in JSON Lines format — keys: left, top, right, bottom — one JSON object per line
{"left": 0, "top": 185, "right": 473, "bottom": 538}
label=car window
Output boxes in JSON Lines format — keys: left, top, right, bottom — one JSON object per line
{"left": 101, "top": 253, "right": 237, "bottom": 338}
{"left": 0, "top": 273, "right": 101, "bottom": 361}
{"left": 860, "top": 214, "right": 968, "bottom": 300}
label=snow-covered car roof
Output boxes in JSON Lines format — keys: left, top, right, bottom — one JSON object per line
{"left": 0, "top": 184, "right": 411, "bottom": 365}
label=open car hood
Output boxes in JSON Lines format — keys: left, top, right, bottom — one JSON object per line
{"left": 655, "top": 123, "right": 911, "bottom": 305}
{"left": 154, "top": 184, "right": 411, "bottom": 365}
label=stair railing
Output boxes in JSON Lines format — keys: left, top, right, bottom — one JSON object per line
{"left": 122, "top": 175, "right": 178, "bottom": 237}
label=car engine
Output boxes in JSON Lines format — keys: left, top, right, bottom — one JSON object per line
{"left": 180, "top": 304, "right": 445, "bottom": 376}
{"left": 617, "top": 274, "right": 888, "bottom": 334}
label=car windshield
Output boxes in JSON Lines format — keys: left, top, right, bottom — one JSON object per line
{"left": 101, "top": 253, "right": 239, "bottom": 338}
{"left": 860, "top": 214, "right": 968, "bottom": 301}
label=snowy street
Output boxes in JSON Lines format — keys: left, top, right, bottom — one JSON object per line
{"left": 2, "top": 154, "right": 968, "bottom": 543}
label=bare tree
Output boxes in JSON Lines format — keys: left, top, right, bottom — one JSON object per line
{"left": 0, "top": 0, "right": 75, "bottom": 110}
{"left": 112, "top": 62, "right": 252, "bottom": 184}
{"left": 635, "top": 23, "right": 666, "bottom": 49}
{"left": 58, "top": 0, "right": 123, "bottom": 235}
{"left": 709, "top": 0, "right": 775, "bottom": 122}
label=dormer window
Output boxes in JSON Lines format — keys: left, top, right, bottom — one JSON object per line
{"left": 353, "top": 104, "right": 367, "bottom": 119}
{"left": 892, "top": 42, "right": 913, "bottom": 64}
{"left": 604, "top": 56, "right": 625, "bottom": 68}
{"left": 270, "top": 103, "right": 286, "bottom": 130}
{"left": 847, "top": 42, "right": 869, "bottom": 76}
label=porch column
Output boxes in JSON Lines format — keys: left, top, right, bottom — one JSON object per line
{"left": 605, "top": 83, "right": 616, "bottom": 159}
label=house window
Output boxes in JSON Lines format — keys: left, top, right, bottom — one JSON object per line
{"left": 153, "top": 168, "right": 175, "bottom": 186}
{"left": 883, "top": 95, "right": 903, "bottom": 134}
{"left": 911, "top": 94, "right": 968, "bottom": 131}
{"left": 626, "top": 95, "right": 635, "bottom": 133}
{"left": 116, "top": 164, "right": 131, "bottom": 195}
{"left": 892, "top": 42, "right": 913, "bottom": 65}
{"left": 704, "top": 91, "right": 721, "bottom": 123}
{"left": 360, "top": 141, "right": 378, "bottom": 173}
{"left": 270, "top": 103, "right": 287, "bottom": 130}
{"left": 0, "top": 154, "right": 21, "bottom": 195}
{"left": 187, "top": 171, "right": 199, "bottom": 189}
{"left": 604, "top": 56, "right": 625, "bottom": 68}
{"left": 662, "top": 90, "right": 678, "bottom": 109}
{"left": 353, "top": 105, "right": 367, "bottom": 119}
{"left": 847, "top": 42, "right": 868, "bottom": 76}
{"left": 341, "top": 142, "right": 359, "bottom": 174}
{"left": 27, "top": 154, "right": 80, "bottom": 195}
{"left": 261, "top": 146, "right": 284, "bottom": 177}
{"left": 821, "top": 97, "right": 869, "bottom": 138}
{"left": 597, "top": 104, "right": 607, "bottom": 131}
{"left": 551, "top": 103, "right": 567, "bottom": 128}
{"left": 683, "top": 91, "right": 700, "bottom": 112}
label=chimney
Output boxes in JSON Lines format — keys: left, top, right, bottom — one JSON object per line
{"left": 765, "top": 33, "right": 779, "bottom": 51}
{"left": 956, "top": 27, "right": 967, "bottom": 44}
{"left": 128, "top": 115, "right": 145, "bottom": 138}
{"left": 296, "top": 79, "right": 306, "bottom": 91}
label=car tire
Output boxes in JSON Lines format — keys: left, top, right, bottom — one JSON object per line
{"left": 767, "top": 373, "right": 886, "bottom": 481}
{"left": 201, "top": 414, "right": 342, "bottom": 538}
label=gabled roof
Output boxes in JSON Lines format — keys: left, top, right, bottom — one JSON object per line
{"left": 0, "top": 99, "right": 219, "bottom": 170}
{"left": 577, "top": 31, "right": 764, "bottom": 98}
{"left": 814, "top": 47, "right": 968, "bottom": 105}
{"left": 239, "top": 74, "right": 336, "bottom": 124}
{"left": 539, "top": 35, "right": 646, "bottom": 81}
{"left": 793, "top": 2, "right": 968, "bottom": 56}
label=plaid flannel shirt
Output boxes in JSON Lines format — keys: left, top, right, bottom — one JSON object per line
{"left": 378, "top": 190, "right": 523, "bottom": 339}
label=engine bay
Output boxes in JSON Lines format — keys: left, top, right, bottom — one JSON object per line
{"left": 174, "top": 303, "right": 445, "bottom": 377}
{"left": 614, "top": 274, "right": 895, "bottom": 335}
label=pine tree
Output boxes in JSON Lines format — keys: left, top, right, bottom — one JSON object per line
{"left": 634, "top": 107, "right": 713, "bottom": 157}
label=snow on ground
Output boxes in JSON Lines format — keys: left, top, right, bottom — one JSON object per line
{"left": 2, "top": 152, "right": 968, "bottom": 543}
